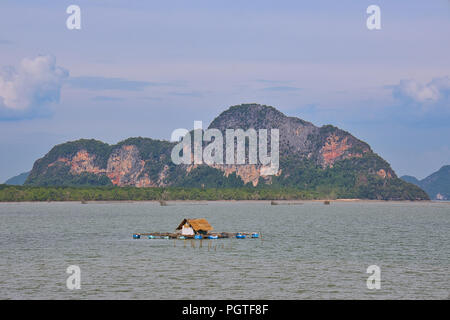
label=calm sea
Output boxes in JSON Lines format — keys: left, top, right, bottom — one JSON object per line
{"left": 0, "top": 201, "right": 448, "bottom": 299}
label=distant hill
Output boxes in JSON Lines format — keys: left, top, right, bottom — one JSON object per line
{"left": 400, "top": 175, "right": 421, "bottom": 185}
{"left": 5, "top": 171, "right": 30, "bottom": 185}
{"left": 401, "top": 165, "right": 450, "bottom": 200}
{"left": 25, "top": 103, "right": 428, "bottom": 200}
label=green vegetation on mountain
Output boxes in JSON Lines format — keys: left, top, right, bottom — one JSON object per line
{"left": 263, "top": 154, "right": 427, "bottom": 200}
{"left": 115, "top": 137, "right": 174, "bottom": 162}
{"left": 171, "top": 166, "right": 246, "bottom": 188}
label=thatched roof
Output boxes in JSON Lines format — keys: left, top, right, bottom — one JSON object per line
{"left": 176, "top": 218, "right": 213, "bottom": 232}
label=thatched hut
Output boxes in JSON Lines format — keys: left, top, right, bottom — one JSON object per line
{"left": 176, "top": 218, "right": 213, "bottom": 236}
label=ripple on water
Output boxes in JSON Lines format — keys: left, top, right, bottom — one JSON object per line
{"left": 0, "top": 201, "right": 448, "bottom": 299}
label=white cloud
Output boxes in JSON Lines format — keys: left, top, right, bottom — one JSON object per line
{"left": 393, "top": 76, "right": 450, "bottom": 105}
{"left": 0, "top": 55, "right": 68, "bottom": 112}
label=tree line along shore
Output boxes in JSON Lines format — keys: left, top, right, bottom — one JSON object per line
{"left": 0, "top": 184, "right": 426, "bottom": 202}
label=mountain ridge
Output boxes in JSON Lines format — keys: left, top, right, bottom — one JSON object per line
{"left": 25, "top": 103, "right": 429, "bottom": 200}
{"left": 401, "top": 165, "right": 450, "bottom": 200}
{"left": 4, "top": 171, "right": 30, "bottom": 185}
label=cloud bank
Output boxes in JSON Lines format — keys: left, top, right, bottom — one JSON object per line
{"left": 0, "top": 55, "right": 68, "bottom": 120}
{"left": 393, "top": 76, "right": 450, "bottom": 106}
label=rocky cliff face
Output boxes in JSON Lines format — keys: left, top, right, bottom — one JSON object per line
{"left": 206, "top": 104, "right": 389, "bottom": 186}
{"left": 40, "top": 145, "right": 157, "bottom": 187}
{"left": 25, "top": 104, "right": 428, "bottom": 200}
{"left": 26, "top": 137, "right": 175, "bottom": 187}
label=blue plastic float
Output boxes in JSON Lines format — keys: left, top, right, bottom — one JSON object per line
{"left": 207, "top": 235, "right": 218, "bottom": 239}
{"left": 133, "top": 234, "right": 140, "bottom": 239}
{"left": 251, "top": 233, "right": 259, "bottom": 238}
{"left": 194, "top": 235, "right": 203, "bottom": 239}
{"left": 236, "top": 233, "right": 246, "bottom": 239}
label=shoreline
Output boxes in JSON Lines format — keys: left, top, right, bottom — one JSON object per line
{"left": 0, "top": 199, "right": 445, "bottom": 204}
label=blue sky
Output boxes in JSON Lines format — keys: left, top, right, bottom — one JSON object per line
{"left": 0, "top": 0, "right": 449, "bottom": 181}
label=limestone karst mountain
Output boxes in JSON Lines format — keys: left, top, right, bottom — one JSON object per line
{"left": 25, "top": 104, "right": 429, "bottom": 200}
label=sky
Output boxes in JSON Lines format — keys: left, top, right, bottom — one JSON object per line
{"left": 0, "top": 0, "right": 449, "bottom": 182}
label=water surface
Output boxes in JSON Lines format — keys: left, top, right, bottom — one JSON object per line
{"left": 0, "top": 201, "right": 448, "bottom": 299}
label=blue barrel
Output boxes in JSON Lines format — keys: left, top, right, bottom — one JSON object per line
{"left": 251, "top": 233, "right": 259, "bottom": 238}
{"left": 236, "top": 233, "right": 246, "bottom": 239}
{"left": 194, "top": 234, "right": 203, "bottom": 239}
{"left": 133, "top": 234, "right": 140, "bottom": 239}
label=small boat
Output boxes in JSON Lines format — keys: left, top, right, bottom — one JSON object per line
{"left": 236, "top": 233, "right": 246, "bottom": 239}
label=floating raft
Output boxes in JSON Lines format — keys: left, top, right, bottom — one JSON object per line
{"left": 132, "top": 231, "right": 260, "bottom": 240}
{"left": 133, "top": 218, "right": 261, "bottom": 240}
